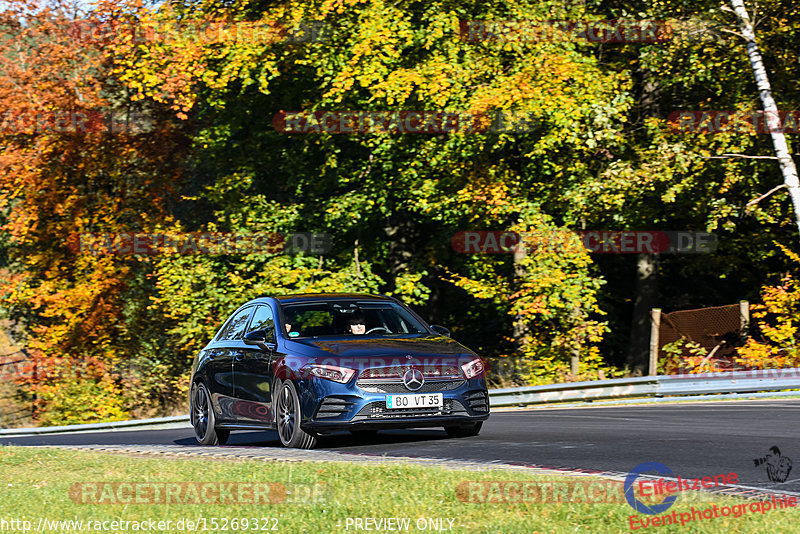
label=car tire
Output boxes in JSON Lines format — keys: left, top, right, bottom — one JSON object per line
{"left": 275, "top": 380, "right": 317, "bottom": 449}
{"left": 444, "top": 422, "right": 482, "bottom": 438}
{"left": 191, "top": 382, "right": 229, "bottom": 446}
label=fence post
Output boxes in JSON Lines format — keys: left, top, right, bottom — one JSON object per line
{"left": 571, "top": 347, "right": 579, "bottom": 376}
{"left": 740, "top": 300, "right": 750, "bottom": 339}
{"left": 649, "top": 308, "right": 662, "bottom": 375}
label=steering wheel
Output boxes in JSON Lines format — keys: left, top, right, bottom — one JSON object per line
{"left": 365, "top": 327, "right": 389, "bottom": 335}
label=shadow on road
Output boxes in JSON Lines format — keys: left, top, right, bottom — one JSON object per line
{"left": 177, "top": 428, "right": 452, "bottom": 449}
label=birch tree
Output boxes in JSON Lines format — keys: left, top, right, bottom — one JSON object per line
{"left": 729, "top": 0, "right": 800, "bottom": 233}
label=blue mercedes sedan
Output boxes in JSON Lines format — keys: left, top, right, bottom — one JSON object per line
{"left": 190, "top": 293, "right": 490, "bottom": 448}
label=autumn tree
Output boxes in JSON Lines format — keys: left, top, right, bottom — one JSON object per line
{"left": 0, "top": 0, "right": 190, "bottom": 423}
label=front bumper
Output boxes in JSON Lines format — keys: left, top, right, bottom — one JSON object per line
{"left": 297, "top": 376, "right": 490, "bottom": 432}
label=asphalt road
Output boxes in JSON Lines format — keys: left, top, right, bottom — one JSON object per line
{"left": 3, "top": 400, "right": 798, "bottom": 493}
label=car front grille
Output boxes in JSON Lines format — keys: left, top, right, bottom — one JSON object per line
{"left": 352, "top": 399, "right": 469, "bottom": 420}
{"left": 357, "top": 364, "right": 464, "bottom": 394}
{"left": 359, "top": 365, "right": 461, "bottom": 379}
{"left": 356, "top": 379, "right": 465, "bottom": 394}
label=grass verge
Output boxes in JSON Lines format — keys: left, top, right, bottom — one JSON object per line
{"left": 0, "top": 446, "right": 797, "bottom": 533}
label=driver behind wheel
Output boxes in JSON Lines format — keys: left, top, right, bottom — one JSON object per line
{"left": 347, "top": 315, "right": 366, "bottom": 335}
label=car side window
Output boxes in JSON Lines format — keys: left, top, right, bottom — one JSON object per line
{"left": 248, "top": 305, "right": 276, "bottom": 343}
{"left": 219, "top": 306, "right": 253, "bottom": 341}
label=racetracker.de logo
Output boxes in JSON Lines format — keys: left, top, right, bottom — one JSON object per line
{"left": 272, "top": 110, "right": 539, "bottom": 134}
{"left": 0, "top": 110, "right": 149, "bottom": 135}
{"left": 67, "top": 18, "right": 329, "bottom": 45}
{"left": 667, "top": 111, "right": 800, "bottom": 134}
{"left": 66, "top": 232, "right": 332, "bottom": 256}
{"left": 451, "top": 230, "right": 717, "bottom": 254}
{"left": 459, "top": 19, "right": 724, "bottom": 43}
{"left": 456, "top": 479, "right": 625, "bottom": 503}
{"left": 459, "top": 20, "right": 671, "bottom": 43}
{"left": 290, "top": 357, "right": 487, "bottom": 380}
{"left": 68, "top": 482, "right": 327, "bottom": 505}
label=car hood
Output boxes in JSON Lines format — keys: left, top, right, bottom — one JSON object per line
{"left": 283, "top": 335, "right": 474, "bottom": 360}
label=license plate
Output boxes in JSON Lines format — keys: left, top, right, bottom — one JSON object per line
{"left": 385, "top": 393, "right": 443, "bottom": 409}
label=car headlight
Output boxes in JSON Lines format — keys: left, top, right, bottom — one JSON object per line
{"left": 302, "top": 364, "right": 356, "bottom": 383}
{"left": 461, "top": 358, "right": 484, "bottom": 379}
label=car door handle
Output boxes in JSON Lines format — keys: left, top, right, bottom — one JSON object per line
{"left": 232, "top": 350, "right": 246, "bottom": 362}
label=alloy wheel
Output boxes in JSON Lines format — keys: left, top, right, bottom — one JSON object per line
{"left": 192, "top": 384, "right": 210, "bottom": 440}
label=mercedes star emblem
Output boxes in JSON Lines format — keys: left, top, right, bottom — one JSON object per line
{"left": 402, "top": 368, "right": 424, "bottom": 391}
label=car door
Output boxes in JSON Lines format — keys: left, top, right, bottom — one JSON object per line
{"left": 232, "top": 304, "right": 277, "bottom": 424}
{"left": 210, "top": 305, "right": 253, "bottom": 423}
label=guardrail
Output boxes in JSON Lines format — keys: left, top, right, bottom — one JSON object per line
{"left": 0, "top": 415, "right": 189, "bottom": 436}
{"left": 489, "top": 368, "right": 800, "bottom": 407}
{"left": 3, "top": 368, "right": 800, "bottom": 435}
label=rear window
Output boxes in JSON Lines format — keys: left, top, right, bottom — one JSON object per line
{"left": 217, "top": 306, "right": 253, "bottom": 341}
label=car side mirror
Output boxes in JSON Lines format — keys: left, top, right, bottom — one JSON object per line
{"left": 243, "top": 329, "right": 273, "bottom": 351}
{"left": 430, "top": 325, "right": 450, "bottom": 338}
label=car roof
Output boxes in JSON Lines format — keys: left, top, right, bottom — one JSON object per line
{"left": 264, "top": 293, "right": 395, "bottom": 304}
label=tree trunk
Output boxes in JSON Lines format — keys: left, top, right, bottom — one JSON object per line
{"left": 626, "top": 253, "right": 659, "bottom": 374}
{"left": 512, "top": 242, "right": 529, "bottom": 343}
{"left": 509, "top": 241, "right": 531, "bottom": 383}
{"left": 625, "top": 66, "right": 662, "bottom": 375}
{"left": 730, "top": 0, "right": 800, "bottom": 233}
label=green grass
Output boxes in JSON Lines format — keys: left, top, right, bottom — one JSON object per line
{"left": 0, "top": 446, "right": 797, "bottom": 533}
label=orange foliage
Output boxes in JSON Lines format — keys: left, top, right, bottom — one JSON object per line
{"left": 0, "top": 0, "right": 185, "bottom": 422}
{"left": 736, "top": 271, "right": 800, "bottom": 369}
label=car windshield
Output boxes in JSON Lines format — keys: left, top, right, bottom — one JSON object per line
{"left": 280, "top": 301, "right": 428, "bottom": 338}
